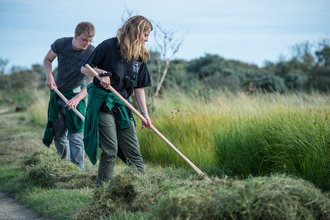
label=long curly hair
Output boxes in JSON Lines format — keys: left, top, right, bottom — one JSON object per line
{"left": 117, "top": 15, "right": 153, "bottom": 62}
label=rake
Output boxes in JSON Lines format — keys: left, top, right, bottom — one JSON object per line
{"left": 85, "top": 64, "right": 211, "bottom": 181}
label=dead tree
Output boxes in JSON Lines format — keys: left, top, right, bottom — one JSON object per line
{"left": 119, "top": 9, "right": 186, "bottom": 112}
{"left": 150, "top": 24, "right": 186, "bottom": 112}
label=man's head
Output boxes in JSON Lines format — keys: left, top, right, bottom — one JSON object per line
{"left": 74, "top": 22, "right": 95, "bottom": 50}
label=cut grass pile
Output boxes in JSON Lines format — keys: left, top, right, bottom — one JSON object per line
{"left": 76, "top": 167, "right": 200, "bottom": 219}
{"left": 147, "top": 175, "right": 330, "bottom": 220}
{"left": 21, "top": 147, "right": 97, "bottom": 189}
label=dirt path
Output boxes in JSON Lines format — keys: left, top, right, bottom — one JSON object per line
{"left": 0, "top": 110, "right": 53, "bottom": 220}
{"left": 0, "top": 108, "right": 10, "bottom": 114}
{"left": 0, "top": 191, "right": 52, "bottom": 220}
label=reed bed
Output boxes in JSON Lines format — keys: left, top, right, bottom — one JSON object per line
{"left": 138, "top": 90, "right": 330, "bottom": 190}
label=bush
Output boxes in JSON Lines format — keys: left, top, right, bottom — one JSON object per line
{"left": 253, "top": 74, "right": 286, "bottom": 92}
{"left": 203, "top": 71, "right": 241, "bottom": 90}
{"left": 0, "top": 76, "right": 11, "bottom": 89}
{"left": 284, "top": 71, "right": 308, "bottom": 90}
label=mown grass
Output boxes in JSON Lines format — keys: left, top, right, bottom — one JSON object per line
{"left": 147, "top": 174, "right": 330, "bottom": 220}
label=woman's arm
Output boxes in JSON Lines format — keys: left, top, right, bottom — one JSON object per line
{"left": 65, "top": 76, "right": 93, "bottom": 110}
{"left": 81, "top": 66, "right": 111, "bottom": 90}
{"left": 134, "top": 87, "right": 151, "bottom": 129}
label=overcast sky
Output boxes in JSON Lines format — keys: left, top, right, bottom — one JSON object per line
{"left": 0, "top": 0, "right": 329, "bottom": 73}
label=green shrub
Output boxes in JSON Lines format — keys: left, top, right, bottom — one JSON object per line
{"left": 253, "top": 74, "right": 286, "bottom": 92}
{"left": 284, "top": 71, "right": 308, "bottom": 90}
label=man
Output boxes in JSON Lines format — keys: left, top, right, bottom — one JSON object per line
{"left": 42, "top": 22, "right": 95, "bottom": 171}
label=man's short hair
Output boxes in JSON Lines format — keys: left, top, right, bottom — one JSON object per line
{"left": 75, "top": 22, "right": 95, "bottom": 38}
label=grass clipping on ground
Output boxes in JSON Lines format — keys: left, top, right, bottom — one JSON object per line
{"left": 20, "top": 148, "right": 330, "bottom": 220}
{"left": 76, "top": 167, "right": 188, "bottom": 219}
{"left": 22, "top": 147, "right": 96, "bottom": 189}
{"left": 77, "top": 170, "right": 330, "bottom": 220}
{"left": 147, "top": 175, "right": 330, "bottom": 220}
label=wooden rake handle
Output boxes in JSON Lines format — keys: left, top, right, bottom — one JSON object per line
{"left": 85, "top": 64, "right": 211, "bottom": 181}
{"left": 53, "top": 87, "right": 85, "bottom": 121}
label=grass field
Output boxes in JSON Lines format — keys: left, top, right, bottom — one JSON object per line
{"left": 137, "top": 90, "right": 330, "bottom": 191}
{"left": 1, "top": 89, "right": 330, "bottom": 219}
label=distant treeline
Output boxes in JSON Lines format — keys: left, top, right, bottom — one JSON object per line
{"left": 150, "top": 39, "right": 330, "bottom": 94}
{"left": 0, "top": 39, "right": 329, "bottom": 94}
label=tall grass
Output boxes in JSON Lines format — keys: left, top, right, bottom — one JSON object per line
{"left": 26, "top": 89, "right": 49, "bottom": 127}
{"left": 137, "top": 91, "right": 218, "bottom": 175}
{"left": 138, "top": 90, "right": 330, "bottom": 190}
{"left": 22, "top": 88, "right": 330, "bottom": 190}
{"left": 213, "top": 91, "right": 330, "bottom": 190}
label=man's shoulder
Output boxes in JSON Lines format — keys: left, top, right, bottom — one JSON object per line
{"left": 51, "top": 37, "right": 72, "bottom": 53}
{"left": 85, "top": 44, "right": 95, "bottom": 53}
{"left": 54, "top": 37, "right": 73, "bottom": 45}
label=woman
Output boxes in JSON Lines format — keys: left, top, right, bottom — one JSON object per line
{"left": 81, "top": 15, "right": 152, "bottom": 186}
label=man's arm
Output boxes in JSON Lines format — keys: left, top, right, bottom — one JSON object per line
{"left": 43, "top": 49, "right": 58, "bottom": 90}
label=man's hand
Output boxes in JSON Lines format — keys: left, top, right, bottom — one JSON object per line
{"left": 65, "top": 96, "right": 81, "bottom": 110}
{"left": 45, "top": 76, "right": 57, "bottom": 90}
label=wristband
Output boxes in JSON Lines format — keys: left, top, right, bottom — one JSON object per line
{"left": 99, "top": 72, "right": 112, "bottom": 77}
{"left": 141, "top": 112, "right": 148, "bottom": 115}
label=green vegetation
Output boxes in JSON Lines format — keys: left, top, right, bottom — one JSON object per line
{"left": 137, "top": 90, "right": 330, "bottom": 192}
{"left": 0, "top": 38, "right": 330, "bottom": 219}
{"left": 1, "top": 89, "right": 330, "bottom": 219}
{"left": 213, "top": 92, "right": 330, "bottom": 191}
{"left": 148, "top": 175, "right": 330, "bottom": 220}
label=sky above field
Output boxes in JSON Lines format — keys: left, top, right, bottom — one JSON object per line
{"left": 0, "top": 0, "right": 329, "bottom": 72}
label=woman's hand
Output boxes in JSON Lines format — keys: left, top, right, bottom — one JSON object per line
{"left": 142, "top": 113, "right": 151, "bottom": 130}
{"left": 65, "top": 96, "right": 81, "bottom": 110}
{"left": 100, "top": 76, "right": 111, "bottom": 90}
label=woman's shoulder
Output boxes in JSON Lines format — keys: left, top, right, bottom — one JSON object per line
{"left": 100, "top": 37, "right": 118, "bottom": 46}
{"left": 96, "top": 38, "right": 118, "bottom": 52}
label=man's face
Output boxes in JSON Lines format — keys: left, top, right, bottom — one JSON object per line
{"left": 76, "top": 33, "right": 93, "bottom": 50}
